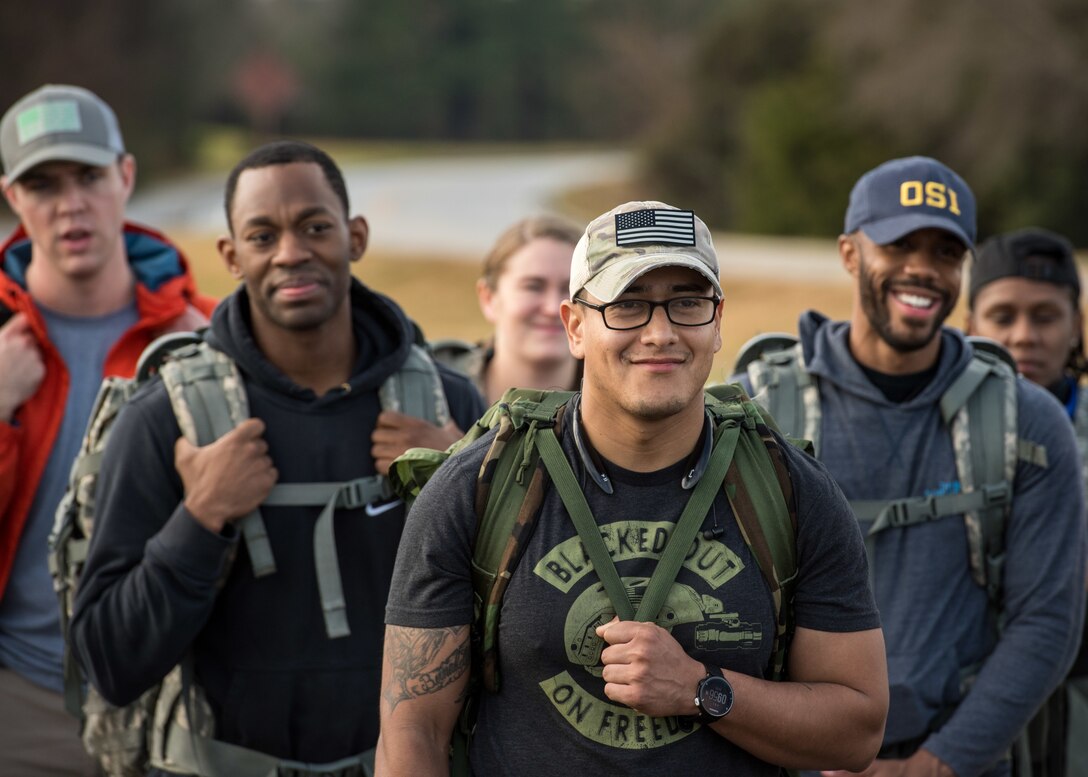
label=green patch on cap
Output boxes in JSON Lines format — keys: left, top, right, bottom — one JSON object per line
{"left": 16, "top": 101, "right": 82, "bottom": 145}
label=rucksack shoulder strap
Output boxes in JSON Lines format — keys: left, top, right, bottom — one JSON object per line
{"left": 718, "top": 394, "right": 799, "bottom": 680}
{"left": 473, "top": 390, "right": 573, "bottom": 692}
{"left": 158, "top": 342, "right": 278, "bottom": 581}
{"left": 733, "top": 332, "right": 801, "bottom": 375}
{"left": 741, "top": 337, "right": 821, "bottom": 455}
{"left": 945, "top": 347, "right": 1020, "bottom": 607}
{"left": 380, "top": 343, "right": 452, "bottom": 426}
{"left": 852, "top": 347, "right": 1033, "bottom": 627}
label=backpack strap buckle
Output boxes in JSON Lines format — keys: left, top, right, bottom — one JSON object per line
{"left": 980, "top": 482, "right": 1012, "bottom": 508}
{"left": 884, "top": 498, "right": 927, "bottom": 528}
{"left": 338, "top": 476, "right": 391, "bottom": 510}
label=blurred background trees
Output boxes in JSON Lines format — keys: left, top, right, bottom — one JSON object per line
{"left": 1, "top": 0, "right": 1084, "bottom": 242}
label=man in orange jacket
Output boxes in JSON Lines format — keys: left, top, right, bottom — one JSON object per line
{"left": 0, "top": 84, "right": 216, "bottom": 776}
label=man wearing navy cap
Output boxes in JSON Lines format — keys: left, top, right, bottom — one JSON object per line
{"left": 734, "top": 157, "right": 1085, "bottom": 776}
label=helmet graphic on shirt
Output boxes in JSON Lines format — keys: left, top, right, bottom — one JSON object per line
{"left": 564, "top": 578, "right": 760, "bottom": 677}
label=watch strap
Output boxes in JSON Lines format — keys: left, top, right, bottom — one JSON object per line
{"left": 695, "top": 663, "right": 731, "bottom": 723}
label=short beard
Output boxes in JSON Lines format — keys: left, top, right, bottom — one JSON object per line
{"left": 857, "top": 253, "right": 951, "bottom": 353}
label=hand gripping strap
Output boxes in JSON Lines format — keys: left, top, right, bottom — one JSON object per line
{"left": 159, "top": 344, "right": 277, "bottom": 578}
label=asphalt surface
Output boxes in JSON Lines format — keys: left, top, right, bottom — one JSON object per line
{"left": 126, "top": 150, "right": 633, "bottom": 258}
{"left": 0, "top": 148, "right": 844, "bottom": 278}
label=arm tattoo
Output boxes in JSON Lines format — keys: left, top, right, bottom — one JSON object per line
{"left": 384, "top": 625, "right": 470, "bottom": 713}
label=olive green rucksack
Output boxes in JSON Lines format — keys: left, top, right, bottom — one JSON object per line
{"left": 389, "top": 384, "right": 802, "bottom": 775}
{"left": 49, "top": 331, "right": 450, "bottom": 777}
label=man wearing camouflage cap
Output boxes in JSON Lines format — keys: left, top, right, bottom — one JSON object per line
{"left": 0, "top": 84, "right": 216, "bottom": 775}
{"left": 733, "top": 157, "right": 1085, "bottom": 776}
{"left": 378, "top": 201, "right": 888, "bottom": 775}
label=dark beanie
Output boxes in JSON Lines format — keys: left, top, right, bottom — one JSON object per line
{"left": 969, "top": 227, "right": 1080, "bottom": 306}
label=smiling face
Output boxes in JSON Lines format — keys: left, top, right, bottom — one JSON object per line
{"left": 218, "top": 162, "right": 367, "bottom": 343}
{"left": 562, "top": 265, "right": 722, "bottom": 422}
{"left": 478, "top": 236, "right": 573, "bottom": 366}
{"left": 3, "top": 157, "right": 134, "bottom": 282}
{"left": 968, "top": 276, "right": 1081, "bottom": 388}
{"left": 843, "top": 227, "right": 967, "bottom": 371}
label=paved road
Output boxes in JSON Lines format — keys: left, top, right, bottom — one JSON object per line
{"left": 0, "top": 148, "right": 843, "bottom": 279}
{"left": 127, "top": 149, "right": 633, "bottom": 258}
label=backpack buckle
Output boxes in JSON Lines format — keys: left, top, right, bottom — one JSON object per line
{"left": 339, "top": 479, "right": 380, "bottom": 510}
{"left": 884, "top": 497, "right": 937, "bottom": 527}
{"left": 981, "top": 482, "right": 1011, "bottom": 507}
{"left": 884, "top": 501, "right": 909, "bottom": 527}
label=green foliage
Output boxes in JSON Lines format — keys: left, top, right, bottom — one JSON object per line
{"left": 649, "top": 0, "right": 1088, "bottom": 244}
{"left": 730, "top": 72, "right": 888, "bottom": 236}
{"left": 0, "top": 0, "right": 246, "bottom": 182}
{"left": 306, "top": 0, "right": 590, "bottom": 140}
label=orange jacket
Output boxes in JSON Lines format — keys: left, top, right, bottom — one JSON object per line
{"left": 0, "top": 222, "right": 217, "bottom": 598}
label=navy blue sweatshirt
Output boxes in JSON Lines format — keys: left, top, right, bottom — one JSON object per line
{"left": 70, "top": 280, "right": 485, "bottom": 764}
{"left": 741, "top": 311, "right": 1086, "bottom": 777}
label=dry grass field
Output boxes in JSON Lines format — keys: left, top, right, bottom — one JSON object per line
{"left": 172, "top": 230, "right": 968, "bottom": 385}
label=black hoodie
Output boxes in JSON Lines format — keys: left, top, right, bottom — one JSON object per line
{"left": 71, "top": 280, "right": 484, "bottom": 764}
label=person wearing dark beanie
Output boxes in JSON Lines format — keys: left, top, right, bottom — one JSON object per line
{"left": 966, "top": 226, "right": 1087, "bottom": 776}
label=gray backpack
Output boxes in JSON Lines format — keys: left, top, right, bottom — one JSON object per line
{"left": 49, "top": 332, "right": 450, "bottom": 777}
{"left": 734, "top": 332, "right": 1049, "bottom": 772}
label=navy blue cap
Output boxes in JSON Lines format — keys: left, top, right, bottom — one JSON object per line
{"left": 845, "top": 156, "right": 976, "bottom": 249}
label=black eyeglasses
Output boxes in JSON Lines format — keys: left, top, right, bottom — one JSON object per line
{"left": 574, "top": 296, "right": 720, "bottom": 331}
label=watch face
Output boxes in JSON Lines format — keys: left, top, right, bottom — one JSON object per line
{"left": 698, "top": 675, "right": 734, "bottom": 718}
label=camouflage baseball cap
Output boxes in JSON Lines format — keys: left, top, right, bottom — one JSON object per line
{"left": 570, "top": 200, "right": 722, "bottom": 303}
{"left": 1, "top": 84, "right": 125, "bottom": 183}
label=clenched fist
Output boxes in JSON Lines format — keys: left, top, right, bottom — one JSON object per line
{"left": 175, "top": 418, "right": 278, "bottom": 532}
{"left": 0, "top": 313, "right": 45, "bottom": 422}
{"left": 371, "top": 410, "right": 463, "bottom": 475}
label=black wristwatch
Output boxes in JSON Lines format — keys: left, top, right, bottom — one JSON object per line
{"left": 693, "top": 663, "right": 734, "bottom": 724}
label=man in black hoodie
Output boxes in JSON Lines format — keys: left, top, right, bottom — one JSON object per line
{"left": 69, "top": 140, "right": 485, "bottom": 776}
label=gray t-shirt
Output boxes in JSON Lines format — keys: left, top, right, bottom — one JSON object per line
{"left": 0, "top": 302, "right": 137, "bottom": 691}
{"left": 386, "top": 411, "right": 880, "bottom": 776}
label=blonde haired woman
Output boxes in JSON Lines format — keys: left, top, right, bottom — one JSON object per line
{"left": 433, "top": 214, "right": 583, "bottom": 403}
{"left": 372, "top": 216, "right": 583, "bottom": 472}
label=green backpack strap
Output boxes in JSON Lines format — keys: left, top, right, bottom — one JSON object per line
{"left": 706, "top": 386, "right": 799, "bottom": 681}
{"left": 536, "top": 411, "right": 741, "bottom": 625}
{"left": 389, "top": 387, "right": 575, "bottom": 691}
{"left": 448, "top": 389, "right": 573, "bottom": 777}
{"left": 472, "top": 389, "right": 573, "bottom": 690}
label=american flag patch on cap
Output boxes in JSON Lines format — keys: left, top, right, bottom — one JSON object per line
{"left": 615, "top": 209, "right": 696, "bottom": 247}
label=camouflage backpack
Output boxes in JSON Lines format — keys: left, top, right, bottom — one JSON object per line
{"left": 734, "top": 333, "right": 1047, "bottom": 621}
{"left": 389, "top": 384, "right": 801, "bottom": 776}
{"left": 49, "top": 331, "right": 450, "bottom": 777}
